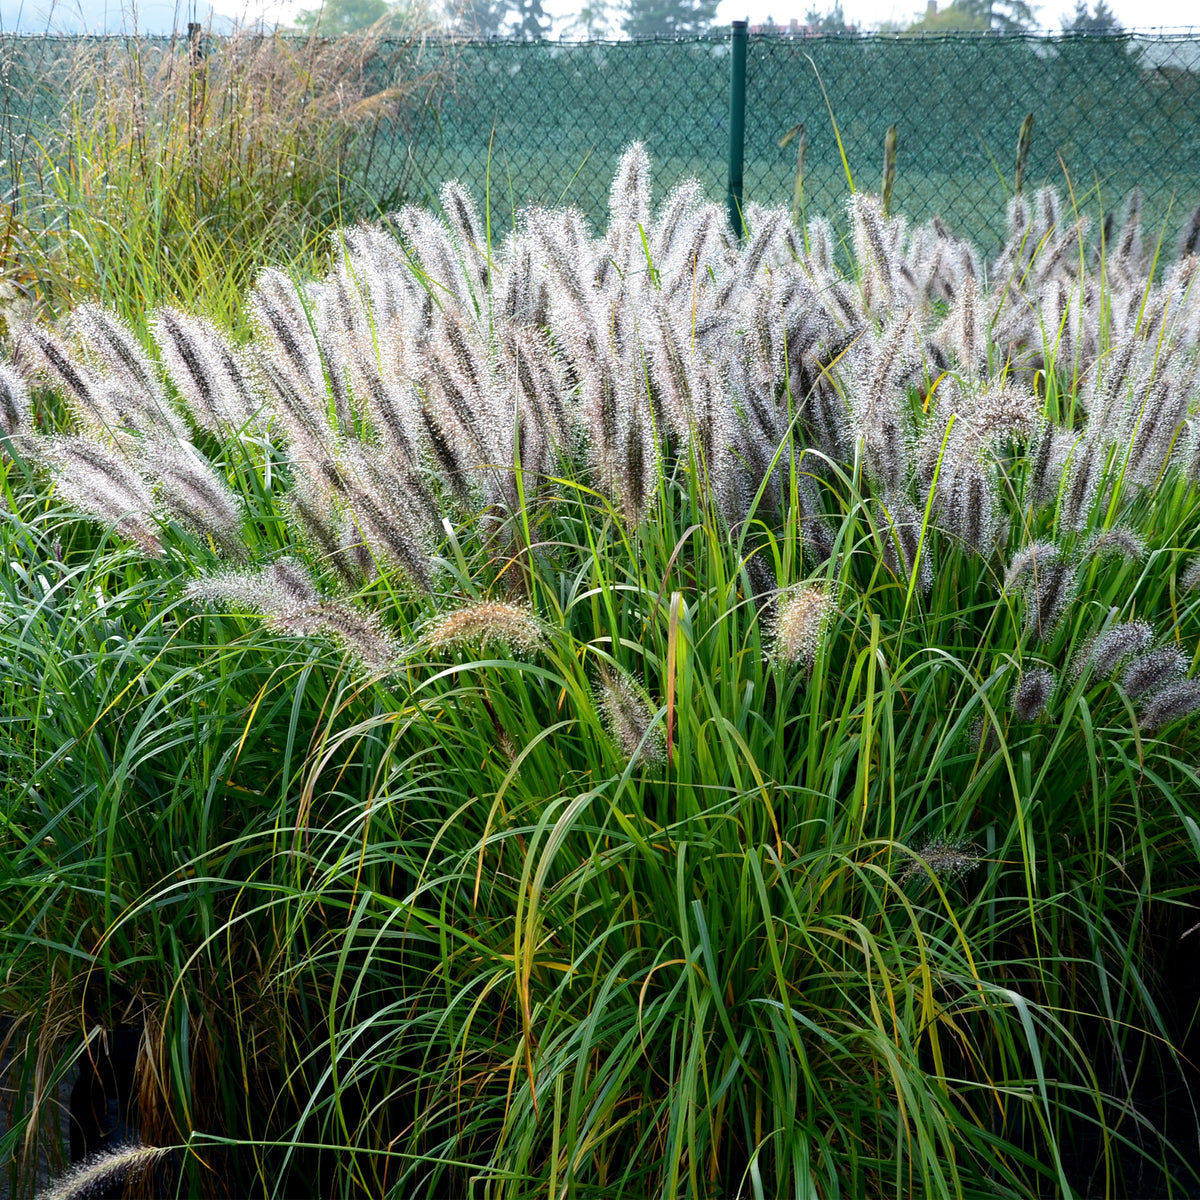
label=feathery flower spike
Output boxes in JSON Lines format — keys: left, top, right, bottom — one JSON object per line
{"left": 772, "top": 585, "right": 833, "bottom": 673}
{"left": 424, "top": 600, "right": 544, "bottom": 656}
{"left": 1012, "top": 665, "right": 1056, "bottom": 721}
{"left": 596, "top": 667, "right": 664, "bottom": 765}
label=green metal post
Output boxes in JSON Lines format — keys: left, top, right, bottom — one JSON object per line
{"left": 727, "top": 20, "right": 748, "bottom": 239}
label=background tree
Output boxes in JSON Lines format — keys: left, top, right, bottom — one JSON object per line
{"left": 622, "top": 0, "right": 719, "bottom": 39}
{"left": 510, "top": 0, "right": 549, "bottom": 38}
{"left": 905, "top": 0, "right": 1035, "bottom": 31}
{"left": 449, "top": 0, "right": 510, "bottom": 36}
{"left": 1062, "top": 0, "right": 1122, "bottom": 31}
{"left": 294, "top": 0, "right": 420, "bottom": 33}
{"left": 562, "top": 0, "right": 614, "bottom": 38}
{"left": 904, "top": 1, "right": 988, "bottom": 30}
{"left": 804, "top": 2, "right": 855, "bottom": 31}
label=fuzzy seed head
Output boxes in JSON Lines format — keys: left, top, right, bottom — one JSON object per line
{"left": 153, "top": 306, "right": 261, "bottom": 433}
{"left": 188, "top": 557, "right": 321, "bottom": 620}
{"left": 0, "top": 362, "right": 30, "bottom": 440}
{"left": 899, "top": 837, "right": 982, "bottom": 885}
{"left": 1004, "top": 540, "right": 1060, "bottom": 593}
{"left": 596, "top": 667, "right": 664, "bottom": 765}
{"left": 1083, "top": 527, "right": 1146, "bottom": 565}
{"left": 772, "top": 586, "right": 833, "bottom": 672}
{"left": 1082, "top": 619, "right": 1154, "bottom": 679}
{"left": 424, "top": 600, "right": 543, "bottom": 656}
{"left": 1012, "top": 665, "right": 1056, "bottom": 721}
{"left": 1122, "top": 646, "right": 1188, "bottom": 699}
{"left": 1182, "top": 558, "right": 1200, "bottom": 594}
{"left": 187, "top": 559, "right": 399, "bottom": 672}
{"left": 147, "top": 443, "right": 244, "bottom": 554}
{"left": 38, "top": 1143, "right": 167, "bottom": 1200}
{"left": 1139, "top": 678, "right": 1200, "bottom": 732}
{"left": 39, "top": 435, "right": 161, "bottom": 555}
{"left": 1025, "top": 559, "right": 1072, "bottom": 641}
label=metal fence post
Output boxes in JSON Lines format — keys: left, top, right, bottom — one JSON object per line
{"left": 727, "top": 20, "right": 748, "bottom": 239}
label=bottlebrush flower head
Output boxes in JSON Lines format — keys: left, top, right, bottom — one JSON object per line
{"left": 898, "top": 837, "right": 982, "bottom": 885}
{"left": 1122, "top": 645, "right": 1188, "bottom": 699}
{"left": 153, "top": 306, "right": 261, "bottom": 434}
{"left": 1011, "top": 665, "right": 1056, "bottom": 721}
{"left": 187, "top": 558, "right": 400, "bottom": 673}
{"left": 0, "top": 362, "right": 30, "bottom": 440}
{"left": 1077, "top": 619, "right": 1153, "bottom": 680}
{"left": 1139, "top": 678, "right": 1200, "bottom": 732}
{"left": 423, "top": 599, "right": 545, "bottom": 656}
{"left": 771, "top": 585, "right": 834, "bottom": 673}
{"left": 596, "top": 666, "right": 664, "bottom": 766}
{"left": 38, "top": 435, "right": 161, "bottom": 555}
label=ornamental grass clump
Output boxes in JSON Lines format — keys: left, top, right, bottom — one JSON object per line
{"left": 4, "top": 148, "right": 1200, "bottom": 1199}
{"left": 2, "top": 25, "right": 447, "bottom": 326}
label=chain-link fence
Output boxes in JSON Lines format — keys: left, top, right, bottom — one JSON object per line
{"left": 398, "top": 31, "right": 1200, "bottom": 249}
{"left": 2, "top": 29, "right": 1199, "bottom": 250}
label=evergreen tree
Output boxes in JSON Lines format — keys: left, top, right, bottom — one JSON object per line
{"left": 450, "top": 0, "right": 546, "bottom": 39}
{"left": 804, "top": 1, "right": 854, "bottom": 31}
{"left": 510, "top": 0, "right": 549, "bottom": 39}
{"left": 562, "top": 0, "right": 615, "bottom": 39}
{"left": 622, "top": 0, "right": 719, "bottom": 39}
{"left": 906, "top": 0, "right": 1035, "bottom": 31}
{"left": 294, "top": 0, "right": 415, "bottom": 33}
{"left": 1063, "top": 0, "right": 1121, "bottom": 31}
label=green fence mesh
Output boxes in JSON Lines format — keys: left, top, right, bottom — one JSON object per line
{"left": 2, "top": 30, "right": 1199, "bottom": 248}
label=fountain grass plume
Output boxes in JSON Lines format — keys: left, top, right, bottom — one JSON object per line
{"left": 1078, "top": 619, "right": 1154, "bottom": 680}
{"left": 898, "top": 837, "right": 983, "bottom": 885}
{"left": 848, "top": 315, "right": 915, "bottom": 494}
{"left": 187, "top": 557, "right": 401, "bottom": 672}
{"left": 423, "top": 599, "right": 544, "bottom": 656}
{"left": 440, "top": 180, "right": 489, "bottom": 301}
{"left": 146, "top": 442, "right": 245, "bottom": 556}
{"left": 649, "top": 177, "right": 704, "bottom": 267}
{"left": 1026, "top": 558, "right": 1072, "bottom": 641}
{"left": 37, "top": 1143, "right": 168, "bottom": 1200}
{"left": 1012, "top": 665, "right": 1056, "bottom": 721}
{"left": 1122, "top": 645, "right": 1188, "bottom": 699}
{"left": 1061, "top": 437, "right": 1105, "bottom": 530}
{"left": 337, "top": 454, "right": 435, "bottom": 590}
{"left": 937, "top": 274, "right": 986, "bottom": 376}
{"left": 250, "top": 268, "right": 327, "bottom": 405}
{"left": 606, "top": 142, "right": 652, "bottom": 282}
{"left": 596, "top": 665, "right": 664, "bottom": 766}
{"left": 396, "top": 204, "right": 476, "bottom": 314}
{"left": 0, "top": 362, "right": 30, "bottom": 441}
{"left": 1082, "top": 527, "right": 1146, "bottom": 564}
{"left": 15, "top": 324, "right": 118, "bottom": 436}
{"left": 70, "top": 304, "right": 187, "bottom": 441}
{"left": 771, "top": 584, "right": 834, "bottom": 674}
{"left": 1181, "top": 558, "right": 1200, "bottom": 593}
{"left": 1139, "top": 678, "right": 1200, "bottom": 732}
{"left": 1178, "top": 200, "right": 1200, "bottom": 259}
{"left": 152, "top": 306, "right": 261, "bottom": 435}
{"left": 850, "top": 192, "right": 898, "bottom": 315}
{"left": 38, "top": 435, "right": 161, "bottom": 555}
{"left": 877, "top": 493, "right": 932, "bottom": 592}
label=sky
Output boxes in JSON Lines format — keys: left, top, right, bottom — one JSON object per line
{"left": 2, "top": 0, "right": 1195, "bottom": 38}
